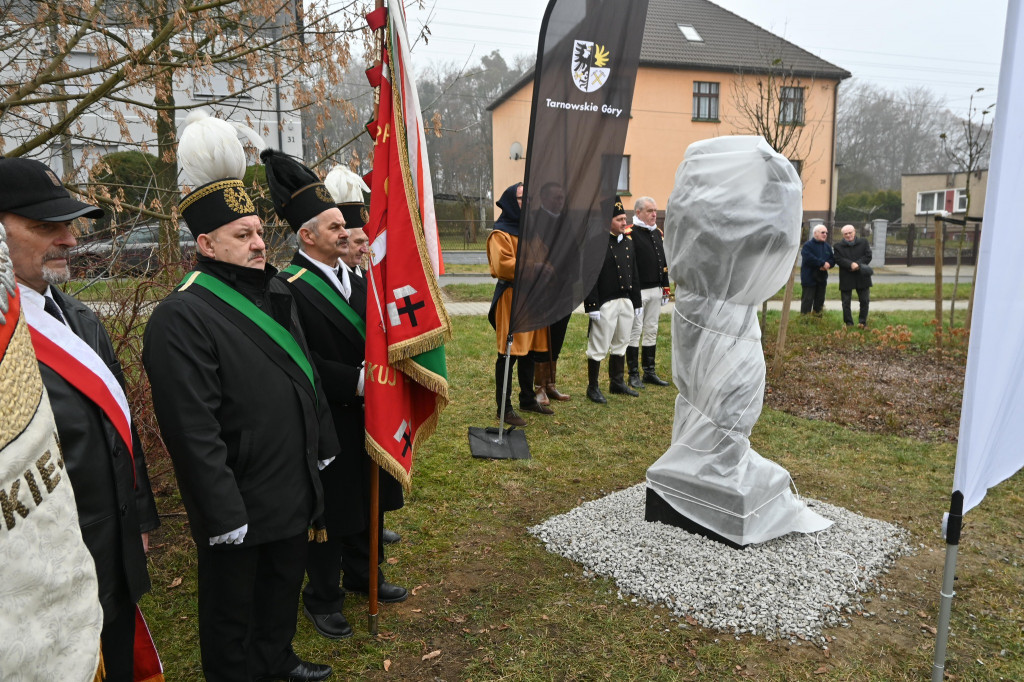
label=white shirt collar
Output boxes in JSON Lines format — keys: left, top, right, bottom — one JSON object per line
{"left": 298, "top": 250, "right": 351, "bottom": 301}
{"left": 632, "top": 215, "right": 657, "bottom": 231}
{"left": 17, "top": 283, "right": 48, "bottom": 310}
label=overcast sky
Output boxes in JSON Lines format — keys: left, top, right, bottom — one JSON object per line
{"left": 400, "top": 0, "right": 1009, "bottom": 113}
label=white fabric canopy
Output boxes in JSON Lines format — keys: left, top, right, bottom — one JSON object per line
{"left": 953, "top": 1, "right": 1024, "bottom": 514}
{"left": 646, "top": 136, "right": 831, "bottom": 546}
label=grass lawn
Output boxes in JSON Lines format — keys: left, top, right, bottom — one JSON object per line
{"left": 769, "top": 281, "right": 974, "bottom": 302}
{"left": 137, "top": 311, "right": 1022, "bottom": 681}
{"left": 445, "top": 282, "right": 977, "bottom": 306}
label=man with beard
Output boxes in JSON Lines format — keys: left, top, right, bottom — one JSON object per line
{"left": 269, "top": 159, "right": 407, "bottom": 644}
{"left": 0, "top": 156, "right": 159, "bottom": 680}
{"left": 143, "top": 112, "right": 336, "bottom": 682}
{"left": 584, "top": 197, "right": 643, "bottom": 403}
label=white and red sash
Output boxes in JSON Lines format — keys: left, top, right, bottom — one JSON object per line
{"left": 20, "top": 286, "right": 135, "bottom": 463}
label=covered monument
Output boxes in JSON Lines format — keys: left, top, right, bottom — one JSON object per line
{"left": 645, "top": 136, "right": 831, "bottom": 547}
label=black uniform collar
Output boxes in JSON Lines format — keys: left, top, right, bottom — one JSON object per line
{"left": 196, "top": 254, "right": 279, "bottom": 296}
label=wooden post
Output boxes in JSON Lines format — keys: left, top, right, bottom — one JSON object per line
{"left": 934, "top": 215, "right": 944, "bottom": 347}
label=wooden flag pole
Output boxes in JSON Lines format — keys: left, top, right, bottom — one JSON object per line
{"left": 367, "top": 0, "right": 385, "bottom": 637}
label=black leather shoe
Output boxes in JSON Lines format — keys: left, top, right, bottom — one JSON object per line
{"left": 344, "top": 580, "right": 409, "bottom": 603}
{"left": 586, "top": 384, "right": 607, "bottom": 404}
{"left": 382, "top": 528, "right": 401, "bottom": 545}
{"left": 520, "top": 400, "right": 554, "bottom": 415}
{"left": 257, "top": 659, "right": 333, "bottom": 681}
{"left": 303, "top": 606, "right": 352, "bottom": 639}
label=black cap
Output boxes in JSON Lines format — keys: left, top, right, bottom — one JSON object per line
{"left": 0, "top": 157, "right": 104, "bottom": 221}
{"left": 178, "top": 179, "right": 257, "bottom": 238}
{"left": 612, "top": 195, "right": 626, "bottom": 217}
{"left": 339, "top": 203, "right": 368, "bottom": 229}
{"left": 260, "top": 149, "right": 336, "bottom": 232}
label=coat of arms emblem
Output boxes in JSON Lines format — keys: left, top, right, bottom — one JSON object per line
{"left": 572, "top": 40, "right": 610, "bottom": 93}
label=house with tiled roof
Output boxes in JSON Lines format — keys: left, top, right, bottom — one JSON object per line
{"left": 488, "top": 0, "right": 851, "bottom": 225}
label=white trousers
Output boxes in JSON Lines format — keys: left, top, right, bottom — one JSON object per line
{"left": 629, "top": 286, "right": 662, "bottom": 347}
{"left": 587, "top": 298, "right": 634, "bottom": 361}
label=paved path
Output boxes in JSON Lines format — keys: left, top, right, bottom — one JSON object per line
{"left": 443, "top": 298, "right": 954, "bottom": 317}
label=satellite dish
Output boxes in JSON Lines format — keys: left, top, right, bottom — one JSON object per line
{"left": 509, "top": 141, "right": 523, "bottom": 161}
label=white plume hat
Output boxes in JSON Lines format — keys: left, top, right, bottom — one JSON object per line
{"left": 178, "top": 110, "right": 266, "bottom": 190}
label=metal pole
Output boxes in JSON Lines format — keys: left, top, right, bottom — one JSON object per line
{"left": 931, "top": 491, "right": 964, "bottom": 681}
{"left": 495, "top": 335, "right": 514, "bottom": 445}
{"left": 368, "top": 464, "right": 380, "bottom": 634}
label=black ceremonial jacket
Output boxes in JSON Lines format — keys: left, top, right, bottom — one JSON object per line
{"left": 630, "top": 224, "right": 670, "bottom": 289}
{"left": 44, "top": 288, "right": 158, "bottom": 622}
{"left": 584, "top": 233, "right": 643, "bottom": 312}
{"left": 142, "top": 257, "right": 336, "bottom": 546}
{"left": 280, "top": 253, "right": 403, "bottom": 537}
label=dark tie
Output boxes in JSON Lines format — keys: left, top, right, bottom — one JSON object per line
{"left": 43, "top": 296, "right": 66, "bottom": 325}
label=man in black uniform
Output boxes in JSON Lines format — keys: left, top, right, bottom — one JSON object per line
{"left": 143, "top": 117, "right": 336, "bottom": 682}
{"left": 626, "top": 196, "right": 671, "bottom": 388}
{"left": 0, "top": 157, "right": 159, "bottom": 680}
{"left": 263, "top": 156, "right": 408, "bottom": 642}
{"left": 584, "top": 197, "right": 643, "bottom": 403}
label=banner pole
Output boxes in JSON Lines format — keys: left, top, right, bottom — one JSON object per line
{"left": 496, "top": 335, "right": 514, "bottom": 445}
{"left": 931, "top": 491, "right": 963, "bottom": 681}
{"left": 366, "top": 0, "right": 385, "bottom": 638}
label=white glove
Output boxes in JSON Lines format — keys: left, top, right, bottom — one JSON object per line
{"left": 318, "top": 456, "right": 336, "bottom": 471}
{"left": 356, "top": 364, "right": 365, "bottom": 397}
{"left": 661, "top": 294, "right": 670, "bottom": 306}
{"left": 210, "top": 523, "right": 248, "bottom": 546}
{"left": 588, "top": 311, "right": 601, "bottom": 322}
{"left": 634, "top": 308, "right": 643, "bottom": 318}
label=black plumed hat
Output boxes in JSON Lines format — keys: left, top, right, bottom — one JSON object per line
{"left": 260, "top": 149, "right": 337, "bottom": 232}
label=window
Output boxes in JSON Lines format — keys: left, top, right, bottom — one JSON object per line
{"left": 789, "top": 159, "right": 803, "bottom": 178}
{"left": 779, "top": 86, "right": 804, "bottom": 124}
{"left": 692, "top": 81, "right": 719, "bottom": 121}
{"left": 917, "top": 190, "right": 947, "bottom": 215}
{"left": 677, "top": 24, "right": 703, "bottom": 41}
{"left": 617, "top": 156, "right": 630, "bottom": 194}
{"left": 955, "top": 188, "right": 969, "bottom": 212}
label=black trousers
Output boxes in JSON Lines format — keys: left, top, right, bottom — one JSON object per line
{"left": 494, "top": 354, "right": 536, "bottom": 408}
{"left": 841, "top": 287, "right": 871, "bottom": 325}
{"left": 303, "top": 510, "right": 386, "bottom": 613}
{"left": 800, "top": 283, "right": 826, "bottom": 314}
{"left": 196, "top": 533, "right": 307, "bottom": 681}
{"left": 100, "top": 591, "right": 137, "bottom": 682}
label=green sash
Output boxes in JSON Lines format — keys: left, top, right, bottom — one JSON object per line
{"left": 282, "top": 264, "right": 366, "bottom": 340}
{"left": 179, "top": 271, "right": 316, "bottom": 395}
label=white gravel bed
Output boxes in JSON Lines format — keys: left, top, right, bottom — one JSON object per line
{"left": 528, "top": 483, "right": 912, "bottom": 644}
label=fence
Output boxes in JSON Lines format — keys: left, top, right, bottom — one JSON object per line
{"left": 883, "top": 220, "right": 981, "bottom": 266}
{"left": 437, "top": 219, "right": 489, "bottom": 251}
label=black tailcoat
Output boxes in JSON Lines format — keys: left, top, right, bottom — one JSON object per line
{"left": 142, "top": 258, "right": 334, "bottom": 546}
{"left": 584, "top": 234, "right": 643, "bottom": 312}
{"left": 280, "top": 252, "right": 403, "bottom": 533}
{"left": 631, "top": 225, "right": 670, "bottom": 289}
{"left": 42, "top": 289, "right": 158, "bottom": 622}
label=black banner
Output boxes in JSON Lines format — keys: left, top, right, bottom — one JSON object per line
{"left": 509, "top": 0, "right": 649, "bottom": 335}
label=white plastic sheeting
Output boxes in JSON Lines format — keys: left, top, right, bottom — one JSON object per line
{"left": 953, "top": 1, "right": 1024, "bottom": 515}
{"left": 646, "top": 136, "right": 831, "bottom": 546}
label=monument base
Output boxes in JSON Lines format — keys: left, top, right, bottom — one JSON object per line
{"left": 644, "top": 486, "right": 747, "bottom": 550}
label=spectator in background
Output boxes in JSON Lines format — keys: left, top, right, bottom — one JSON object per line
{"left": 833, "top": 224, "right": 874, "bottom": 327}
{"left": 799, "top": 224, "right": 835, "bottom": 315}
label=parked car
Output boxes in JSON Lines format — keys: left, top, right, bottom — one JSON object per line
{"left": 71, "top": 222, "right": 195, "bottom": 277}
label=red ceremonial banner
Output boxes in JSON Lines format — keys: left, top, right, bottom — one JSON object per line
{"left": 362, "top": 3, "right": 450, "bottom": 491}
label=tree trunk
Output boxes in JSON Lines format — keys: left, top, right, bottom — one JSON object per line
{"left": 933, "top": 215, "right": 944, "bottom": 347}
{"left": 152, "top": 0, "right": 180, "bottom": 283}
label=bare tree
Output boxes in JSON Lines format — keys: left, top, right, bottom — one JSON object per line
{"left": 731, "top": 57, "right": 825, "bottom": 163}
{"left": 0, "top": 0, "right": 367, "bottom": 270}
{"left": 836, "top": 81, "right": 954, "bottom": 192}
{"left": 940, "top": 88, "right": 993, "bottom": 330}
